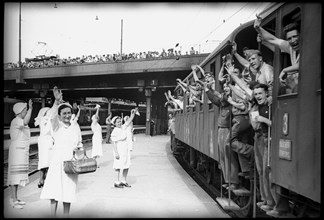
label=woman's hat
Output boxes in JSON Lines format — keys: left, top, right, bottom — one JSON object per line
{"left": 13, "top": 102, "right": 27, "bottom": 115}
{"left": 34, "top": 107, "right": 50, "bottom": 126}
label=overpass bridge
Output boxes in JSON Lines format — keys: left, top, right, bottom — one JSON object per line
{"left": 4, "top": 54, "right": 209, "bottom": 134}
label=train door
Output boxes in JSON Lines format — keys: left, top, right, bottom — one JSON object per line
{"left": 270, "top": 3, "right": 321, "bottom": 203}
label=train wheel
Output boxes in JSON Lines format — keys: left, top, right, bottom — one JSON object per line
{"left": 204, "top": 159, "right": 215, "bottom": 185}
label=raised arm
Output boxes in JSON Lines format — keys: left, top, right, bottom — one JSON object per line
{"left": 227, "top": 96, "right": 246, "bottom": 110}
{"left": 254, "top": 15, "right": 286, "bottom": 49}
{"left": 225, "top": 66, "right": 253, "bottom": 100}
{"left": 50, "top": 86, "right": 63, "bottom": 131}
{"left": 106, "top": 114, "right": 112, "bottom": 124}
{"left": 228, "top": 84, "right": 247, "bottom": 101}
{"left": 177, "top": 82, "right": 187, "bottom": 94}
{"left": 232, "top": 41, "right": 250, "bottom": 68}
{"left": 191, "top": 64, "right": 205, "bottom": 81}
{"left": 23, "top": 99, "right": 33, "bottom": 125}
{"left": 218, "top": 62, "right": 227, "bottom": 82}
{"left": 124, "top": 108, "right": 137, "bottom": 127}
{"left": 257, "top": 34, "right": 275, "bottom": 52}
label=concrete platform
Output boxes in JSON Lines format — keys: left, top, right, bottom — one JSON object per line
{"left": 3, "top": 134, "right": 229, "bottom": 218}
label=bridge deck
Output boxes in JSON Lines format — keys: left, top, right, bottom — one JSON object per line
{"left": 3, "top": 134, "right": 229, "bottom": 218}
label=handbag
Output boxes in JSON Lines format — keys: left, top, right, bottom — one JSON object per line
{"left": 64, "top": 149, "right": 97, "bottom": 174}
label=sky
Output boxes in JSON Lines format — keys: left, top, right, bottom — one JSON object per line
{"left": 4, "top": 2, "right": 270, "bottom": 63}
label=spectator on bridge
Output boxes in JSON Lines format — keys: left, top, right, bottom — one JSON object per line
{"left": 190, "top": 47, "right": 195, "bottom": 55}
{"left": 34, "top": 107, "right": 54, "bottom": 189}
{"left": 7, "top": 99, "right": 33, "bottom": 209}
{"left": 111, "top": 108, "right": 136, "bottom": 188}
{"left": 105, "top": 113, "right": 113, "bottom": 144}
{"left": 91, "top": 104, "right": 103, "bottom": 165}
{"left": 40, "top": 87, "right": 83, "bottom": 218}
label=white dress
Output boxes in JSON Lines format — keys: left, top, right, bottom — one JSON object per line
{"left": 110, "top": 125, "right": 131, "bottom": 170}
{"left": 40, "top": 119, "right": 82, "bottom": 203}
{"left": 124, "top": 122, "right": 134, "bottom": 151}
{"left": 91, "top": 121, "right": 103, "bottom": 157}
{"left": 7, "top": 117, "right": 30, "bottom": 186}
{"left": 37, "top": 116, "right": 54, "bottom": 170}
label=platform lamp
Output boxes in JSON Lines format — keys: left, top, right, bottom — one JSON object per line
{"left": 137, "top": 79, "right": 145, "bottom": 92}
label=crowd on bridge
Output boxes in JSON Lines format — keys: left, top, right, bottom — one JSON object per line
{"left": 165, "top": 16, "right": 300, "bottom": 218}
{"left": 4, "top": 47, "right": 199, "bottom": 70}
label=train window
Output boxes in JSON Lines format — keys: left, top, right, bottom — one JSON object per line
{"left": 278, "top": 8, "right": 301, "bottom": 96}
{"left": 210, "top": 61, "right": 216, "bottom": 78}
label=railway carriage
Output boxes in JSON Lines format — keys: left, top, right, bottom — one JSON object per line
{"left": 172, "top": 2, "right": 321, "bottom": 217}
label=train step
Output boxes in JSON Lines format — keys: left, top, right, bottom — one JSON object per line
{"left": 221, "top": 185, "right": 251, "bottom": 196}
{"left": 216, "top": 197, "right": 240, "bottom": 211}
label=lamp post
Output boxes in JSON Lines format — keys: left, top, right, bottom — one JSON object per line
{"left": 19, "top": 2, "right": 21, "bottom": 68}
{"left": 120, "top": 19, "right": 123, "bottom": 56}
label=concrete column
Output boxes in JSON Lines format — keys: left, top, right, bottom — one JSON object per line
{"left": 145, "top": 88, "right": 152, "bottom": 135}
{"left": 39, "top": 89, "right": 47, "bottom": 108}
{"left": 107, "top": 101, "right": 111, "bottom": 115}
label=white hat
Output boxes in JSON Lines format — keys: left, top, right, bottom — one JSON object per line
{"left": 111, "top": 116, "right": 120, "bottom": 126}
{"left": 58, "top": 102, "right": 72, "bottom": 109}
{"left": 34, "top": 107, "right": 50, "bottom": 127}
{"left": 13, "top": 102, "right": 27, "bottom": 115}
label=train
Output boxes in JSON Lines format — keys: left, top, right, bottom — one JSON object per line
{"left": 171, "top": 3, "right": 321, "bottom": 218}
{"left": 3, "top": 97, "right": 146, "bottom": 128}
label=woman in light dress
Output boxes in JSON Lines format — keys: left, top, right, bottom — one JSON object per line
{"left": 110, "top": 108, "right": 137, "bottom": 188}
{"left": 34, "top": 107, "right": 54, "bottom": 188}
{"left": 40, "top": 87, "right": 83, "bottom": 218}
{"left": 7, "top": 100, "right": 33, "bottom": 209}
{"left": 123, "top": 115, "right": 134, "bottom": 151}
{"left": 91, "top": 104, "right": 103, "bottom": 163}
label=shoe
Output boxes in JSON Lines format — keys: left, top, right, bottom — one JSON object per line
{"left": 222, "top": 183, "right": 229, "bottom": 188}
{"left": 10, "top": 199, "right": 25, "bottom": 209}
{"left": 114, "top": 183, "right": 123, "bottom": 188}
{"left": 10, "top": 198, "right": 26, "bottom": 206}
{"left": 226, "top": 184, "right": 238, "bottom": 190}
{"left": 120, "top": 182, "right": 131, "bottom": 187}
{"left": 38, "top": 181, "right": 44, "bottom": 188}
{"left": 12, "top": 202, "right": 24, "bottom": 209}
{"left": 260, "top": 204, "right": 274, "bottom": 212}
{"left": 256, "top": 201, "right": 267, "bottom": 207}
{"left": 266, "top": 209, "right": 288, "bottom": 217}
{"left": 238, "top": 171, "right": 249, "bottom": 177}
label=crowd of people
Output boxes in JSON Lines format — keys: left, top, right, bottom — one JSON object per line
{"left": 165, "top": 16, "right": 300, "bottom": 217}
{"left": 6, "top": 86, "right": 139, "bottom": 217}
{"left": 4, "top": 47, "right": 200, "bottom": 70}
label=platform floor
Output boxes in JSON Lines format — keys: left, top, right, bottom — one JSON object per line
{"left": 3, "top": 134, "right": 229, "bottom": 218}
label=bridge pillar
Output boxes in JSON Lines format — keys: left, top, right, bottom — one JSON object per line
{"left": 145, "top": 88, "right": 152, "bottom": 135}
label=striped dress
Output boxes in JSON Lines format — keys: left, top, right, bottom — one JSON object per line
{"left": 7, "top": 117, "right": 30, "bottom": 186}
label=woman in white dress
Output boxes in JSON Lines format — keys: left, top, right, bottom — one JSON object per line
{"left": 110, "top": 108, "right": 137, "bottom": 188}
{"left": 123, "top": 115, "right": 134, "bottom": 151}
{"left": 34, "top": 107, "right": 54, "bottom": 188}
{"left": 91, "top": 104, "right": 103, "bottom": 162}
{"left": 7, "top": 100, "right": 33, "bottom": 209}
{"left": 40, "top": 87, "right": 83, "bottom": 218}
